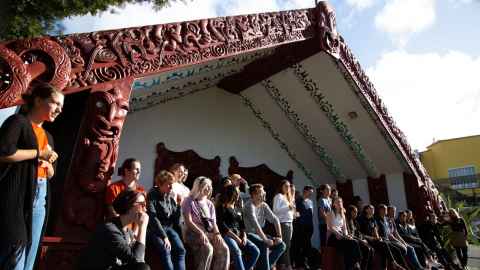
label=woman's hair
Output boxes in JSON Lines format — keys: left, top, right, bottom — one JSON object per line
{"left": 278, "top": 180, "right": 293, "bottom": 203}
{"left": 448, "top": 208, "right": 460, "bottom": 221}
{"left": 112, "top": 190, "right": 143, "bottom": 215}
{"left": 168, "top": 163, "right": 184, "bottom": 173}
{"left": 155, "top": 170, "right": 175, "bottom": 187}
{"left": 362, "top": 204, "right": 374, "bottom": 217}
{"left": 118, "top": 158, "right": 140, "bottom": 176}
{"left": 346, "top": 205, "right": 357, "bottom": 220}
{"left": 218, "top": 184, "right": 240, "bottom": 207}
{"left": 190, "top": 176, "right": 212, "bottom": 200}
{"left": 20, "top": 83, "right": 63, "bottom": 113}
{"left": 331, "top": 196, "right": 344, "bottom": 216}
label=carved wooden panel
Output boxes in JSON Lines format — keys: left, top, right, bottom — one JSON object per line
{"left": 154, "top": 142, "right": 221, "bottom": 188}
{"left": 336, "top": 179, "right": 354, "bottom": 207}
{"left": 38, "top": 237, "right": 86, "bottom": 270}
{"left": 367, "top": 174, "right": 389, "bottom": 206}
{"left": 228, "top": 156, "right": 293, "bottom": 205}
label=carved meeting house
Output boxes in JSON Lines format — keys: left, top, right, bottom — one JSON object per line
{"left": 0, "top": 1, "right": 445, "bottom": 269}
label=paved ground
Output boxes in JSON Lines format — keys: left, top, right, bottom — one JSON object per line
{"left": 469, "top": 245, "right": 480, "bottom": 269}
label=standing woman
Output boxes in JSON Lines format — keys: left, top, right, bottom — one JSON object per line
{"left": 0, "top": 84, "right": 63, "bottom": 270}
{"left": 273, "top": 180, "right": 295, "bottom": 270}
{"left": 182, "top": 176, "right": 229, "bottom": 270}
{"left": 448, "top": 208, "right": 469, "bottom": 269}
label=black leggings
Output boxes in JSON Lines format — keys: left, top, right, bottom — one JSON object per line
{"left": 366, "top": 239, "right": 394, "bottom": 268}
{"left": 328, "top": 235, "right": 362, "bottom": 270}
{"left": 455, "top": 246, "right": 468, "bottom": 267}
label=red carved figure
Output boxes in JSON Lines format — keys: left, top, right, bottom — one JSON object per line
{"left": 63, "top": 86, "right": 129, "bottom": 231}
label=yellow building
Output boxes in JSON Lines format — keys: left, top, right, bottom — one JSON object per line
{"left": 420, "top": 135, "right": 480, "bottom": 198}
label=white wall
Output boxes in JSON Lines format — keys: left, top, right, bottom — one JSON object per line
{"left": 118, "top": 87, "right": 313, "bottom": 190}
{"left": 386, "top": 173, "right": 408, "bottom": 210}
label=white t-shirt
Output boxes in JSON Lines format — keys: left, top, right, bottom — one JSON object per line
{"left": 273, "top": 193, "right": 294, "bottom": 223}
{"left": 171, "top": 182, "right": 190, "bottom": 201}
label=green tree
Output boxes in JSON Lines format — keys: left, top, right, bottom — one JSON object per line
{"left": 0, "top": 0, "right": 178, "bottom": 41}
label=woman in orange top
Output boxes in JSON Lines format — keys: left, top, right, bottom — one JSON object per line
{"left": 0, "top": 84, "right": 63, "bottom": 270}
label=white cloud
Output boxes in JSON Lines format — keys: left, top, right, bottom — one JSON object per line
{"left": 346, "top": 0, "right": 375, "bottom": 10}
{"left": 367, "top": 50, "right": 480, "bottom": 150}
{"left": 62, "top": 0, "right": 314, "bottom": 35}
{"left": 375, "top": 0, "right": 436, "bottom": 46}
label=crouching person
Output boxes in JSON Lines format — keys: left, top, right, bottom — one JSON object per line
{"left": 77, "top": 190, "right": 150, "bottom": 270}
{"left": 243, "top": 184, "right": 286, "bottom": 270}
{"left": 147, "top": 170, "right": 186, "bottom": 270}
{"left": 182, "top": 176, "right": 230, "bottom": 270}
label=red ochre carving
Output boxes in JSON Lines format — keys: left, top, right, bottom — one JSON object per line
{"left": 62, "top": 84, "right": 130, "bottom": 232}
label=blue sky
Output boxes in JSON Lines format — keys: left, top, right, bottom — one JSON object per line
{"left": 1, "top": 0, "right": 479, "bottom": 150}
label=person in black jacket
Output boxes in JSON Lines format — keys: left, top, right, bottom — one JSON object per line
{"left": 357, "top": 205, "right": 404, "bottom": 270}
{"left": 345, "top": 205, "right": 373, "bottom": 270}
{"left": 418, "top": 213, "right": 460, "bottom": 270}
{"left": 216, "top": 184, "right": 260, "bottom": 270}
{"left": 0, "top": 84, "right": 63, "bottom": 270}
{"left": 147, "top": 170, "right": 185, "bottom": 270}
{"left": 77, "top": 190, "right": 150, "bottom": 270}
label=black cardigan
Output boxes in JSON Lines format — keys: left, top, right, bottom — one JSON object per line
{"left": 77, "top": 217, "right": 146, "bottom": 270}
{"left": 0, "top": 114, "right": 54, "bottom": 247}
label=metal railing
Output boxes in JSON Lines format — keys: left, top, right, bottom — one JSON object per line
{"left": 434, "top": 174, "right": 480, "bottom": 206}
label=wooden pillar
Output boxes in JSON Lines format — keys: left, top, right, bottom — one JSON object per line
{"left": 367, "top": 174, "right": 389, "bottom": 206}
{"left": 55, "top": 78, "right": 134, "bottom": 239}
{"left": 336, "top": 179, "right": 354, "bottom": 207}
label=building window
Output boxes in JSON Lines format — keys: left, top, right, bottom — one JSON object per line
{"left": 448, "top": 166, "right": 477, "bottom": 189}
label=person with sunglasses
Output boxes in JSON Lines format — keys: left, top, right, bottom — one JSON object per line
{"left": 77, "top": 190, "right": 150, "bottom": 270}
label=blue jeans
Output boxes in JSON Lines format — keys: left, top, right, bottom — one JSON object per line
{"left": 148, "top": 227, "right": 186, "bottom": 270}
{"left": 0, "top": 245, "right": 26, "bottom": 270}
{"left": 223, "top": 236, "right": 260, "bottom": 270}
{"left": 406, "top": 244, "right": 424, "bottom": 270}
{"left": 247, "top": 233, "right": 286, "bottom": 270}
{"left": 25, "top": 179, "right": 47, "bottom": 270}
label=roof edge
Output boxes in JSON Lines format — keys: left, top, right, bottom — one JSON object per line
{"left": 0, "top": 4, "right": 328, "bottom": 108}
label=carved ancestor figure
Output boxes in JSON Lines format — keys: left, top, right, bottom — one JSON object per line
{"left": 63, "top": 87, "right": 129, "bottom": 231}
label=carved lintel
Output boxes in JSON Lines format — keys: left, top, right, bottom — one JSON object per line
{"left": 59, "top": 78, "right": 132, "bottom": 236}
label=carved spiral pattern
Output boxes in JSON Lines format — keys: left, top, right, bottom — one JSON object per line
{"left": 93, "top": 65, "right": 126, "bottom": 83}
{"left": 9, "top": 38, "right": 71, "bottom": 90}
{"left": 0, "top": 45, "right": 31, "bottom": 107}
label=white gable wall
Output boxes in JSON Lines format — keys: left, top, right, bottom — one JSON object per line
{"left": 118, "top": 86, "right": 314, "bottom": 190}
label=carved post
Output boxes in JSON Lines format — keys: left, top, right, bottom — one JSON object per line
{"left": 367, "top": 174, "right": 389, "bottom": 206}
{"left": 57, "top": 78, "right": 133, "bottom": 239}
{"left": 336, "top": 179, "right": 354, "bottom": 207}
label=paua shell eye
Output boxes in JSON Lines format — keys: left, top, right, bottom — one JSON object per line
{"left": 96, "top": 101, "right": 105, "bottom": 108}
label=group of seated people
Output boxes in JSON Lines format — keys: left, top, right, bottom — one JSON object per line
{"left": 76, "top": 159, "right": 469, "bottom": 270}
{"left": 317, "top": 184, "right": 469, "bottom": 270}
{"left": 76, "top": 159, "right": 310, "bottom": 270}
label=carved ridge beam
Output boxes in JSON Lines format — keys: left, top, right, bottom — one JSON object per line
{"left": 0, "top": 6, "right": 321, "bottom": 108}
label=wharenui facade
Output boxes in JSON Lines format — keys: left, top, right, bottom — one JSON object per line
{"left": 0, "top": 1, "right": 445, "bottom": 269}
